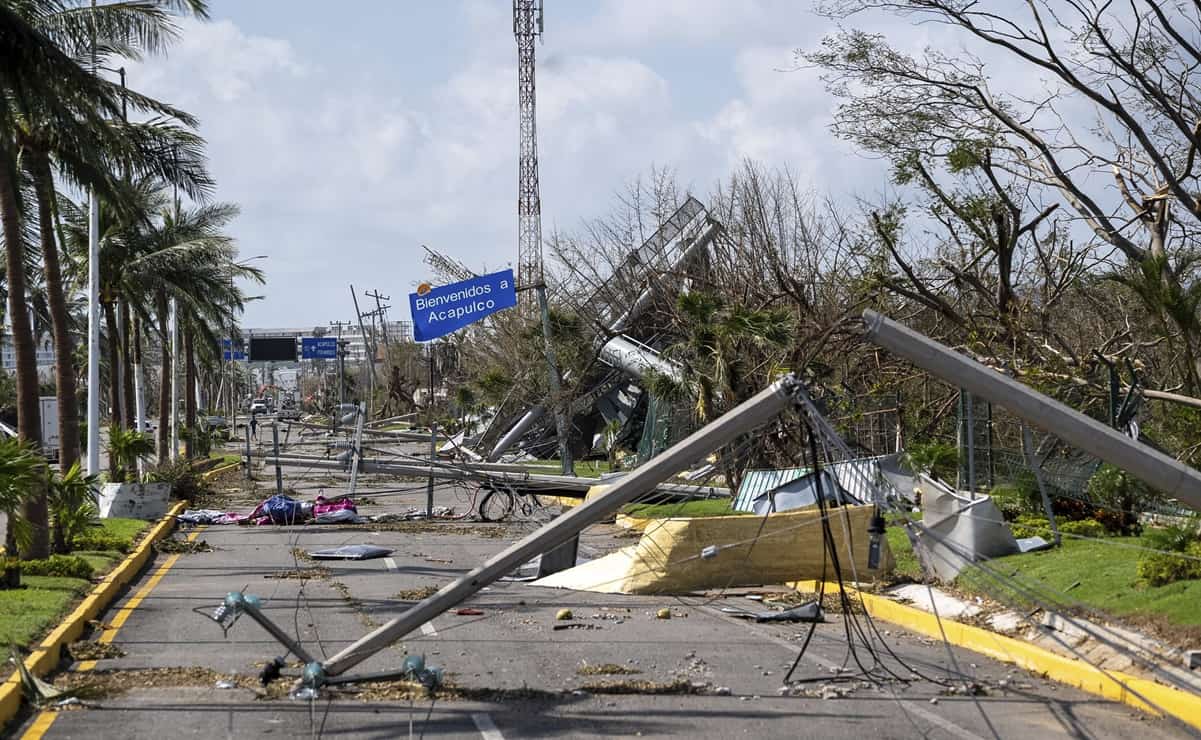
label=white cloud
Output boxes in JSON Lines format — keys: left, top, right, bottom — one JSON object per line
{"left": 121, "top": 8, "right": 903, "bottom": 326}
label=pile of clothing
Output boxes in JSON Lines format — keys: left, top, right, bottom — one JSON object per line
{"left": 178, "top": 494, "right": 361, "bottom": 526}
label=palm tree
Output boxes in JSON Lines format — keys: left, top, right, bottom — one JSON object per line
{"left": 0, "top": 0, "right": 210, "bottom": 556}
{"left": 104, "top": 198, "right": 259, "bottom": 462}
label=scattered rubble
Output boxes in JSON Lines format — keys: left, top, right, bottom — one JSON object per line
{"left": 576, "top": 663, "right": 642, "bottom": 676}
{"left": 395, "top": 586, "right": 439, "bottom": 601}
{"left": 154, "top": 538, "right": 213, "bottom": 554}
{"left": 68, "top": 642, "right": 125, "bottom": 661}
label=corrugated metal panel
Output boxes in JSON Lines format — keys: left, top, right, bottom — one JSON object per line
{"left": 733, "top": 468, "right": 809, "bottom": 512}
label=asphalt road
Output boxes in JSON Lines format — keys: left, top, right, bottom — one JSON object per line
{"left": 13, "top": 458, "right": 1195, "bottom": 739}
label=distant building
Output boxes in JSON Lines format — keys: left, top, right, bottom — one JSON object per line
{"left": 237, "top": 320, "right": 413, "bottom": 365}
{"left": 0, "top": 333, "right": 56, "bottom": 373}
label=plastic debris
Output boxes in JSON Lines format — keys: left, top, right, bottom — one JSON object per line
{"left": 214, "top": 680, "right": 236, "bottom": 689}
{"left": 556, "top": 608, "right": 573, "bottom": 620}
{"left": 308, "top": 544, "right": 394, "bottom": 561}
{"left": 656, "top": 608, "right": 672, "bottom": 620}
{"left": 720, "top": 601, "right": 824, "bottom": 623}
{"left": 455, "top": 608, "right": 484, "bottom": 616}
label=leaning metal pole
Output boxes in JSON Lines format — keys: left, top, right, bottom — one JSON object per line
{"left": 316, "top": 374, "right": 801, "bottom": 680}
{"left": 862, "top": 310, "right": 1201, "bottom": 512}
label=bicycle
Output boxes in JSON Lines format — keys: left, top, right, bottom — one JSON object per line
{"left": 477, "top": 481, "right": 543, "bottom": 522}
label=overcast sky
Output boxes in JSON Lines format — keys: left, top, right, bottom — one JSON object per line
{"left": 125, "top": 1, "right": 932, "bottom": 328}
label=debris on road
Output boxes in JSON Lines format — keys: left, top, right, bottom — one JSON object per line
{"left": 395, "top": 586, "right": 439, "bottom": 601}
{"left": 455, "top": 608, "right": 484, "bottom": 616}
{"left": 720, "top": 600, "right": 824, "bottom": 623}
{"left": 556, "top": 608, "right": 573, "bottom": 620}
{"left": 264, "top": 566, "right": 330, "bottom": 580}
{"left": 308, "top": 544, "right": 393, "bottom": 560}
{"left": 656, "top": 608, "right": 671, "bottom": 620}
{"left": 68, "top": 641, "right": 126, "bottom": 661}
{"left": 155, "top": 538, "right": 213, "bottom": 554}
{"left": 576, "top": 662, "right": 641, "bottom": 676}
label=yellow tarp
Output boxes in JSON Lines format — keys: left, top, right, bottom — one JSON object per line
{"left": 534, "top": 504, "right": 892, "bottom": 595}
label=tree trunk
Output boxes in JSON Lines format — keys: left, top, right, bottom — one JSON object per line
{"left": 0, "top": 151, "right": 48, "bottom": 559}
{"left": 121, "top": 303, "right": 135, "bottom": 429}
{"left": 184, "top": 326, "right": 196, "bottom": 459}
{"left": 29, "top": 153, "right": 81, "bottom": 474}
{"left": 156, "top": 291, "right": 171, "bottom": 465}
{"left": 103, "top": 302, "right": 121, "bottom": 478}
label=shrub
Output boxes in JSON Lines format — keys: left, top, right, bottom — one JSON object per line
{"left": 47, "top": 463, "right": 100, "bottom": 554}
{"left": 1088, "top": 464, "right": 1156, "bottom": 535}
{"left": 1010, "top": 513, "right": 1052, "bottom": 539}
{"left": 1137, "top": 520, "right": 1201, "bottom": 586}
{"left": 904, "top": 441, "right": 959, "bottom": 483}
{"left": 1058, "top": 519, "right": 1106, "bottom": 538}
{"left": 988, "top": 484, "right": 1024, "bottom": 522}
{"left": 72, "top": 531, "right": 133, "bottom": 553}
{"left": 1143, "top": 519, "right": 1201, "bottom": 553}
{"left": 20, "top": 554, "right": 94, "bottom": 579}
{"left": 145, "top": 459, "right": 207, "bottom": 501}
{"left": 1137, "top": 542, "right": 1201, "bottom": 586}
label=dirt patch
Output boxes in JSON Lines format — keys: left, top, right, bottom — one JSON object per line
{"left": 67, "top": 642, "right": 126, "bottom": 661}
{"left": 55, "top": 667, "right": 254, "bottom": 699}
{"left": 394, "top": 586, "right": 439, "bottom": 601}
{"left": 576, "top": 663, "right": 641, "bottom": 676}
{"left": 264, "top": 567, "right": 331, "bottom": 580}
{"left": 577, "top": 679, "right": 704, "bottom": 695}
{"left": 155, "top": 538, "right": 213, "bottom": 554}
{"left": 290, "top": 547, "right": 314, "bottom": 563}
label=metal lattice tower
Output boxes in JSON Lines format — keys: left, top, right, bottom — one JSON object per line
{"left": 514, "top": 0, "right": 544, "bottom": 302}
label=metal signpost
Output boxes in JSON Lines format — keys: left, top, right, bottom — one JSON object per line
{"left": 409, "top": 270, "right": 520, "bottom": 515}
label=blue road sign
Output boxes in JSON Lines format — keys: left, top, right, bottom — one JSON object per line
{"left": 409, "top": 269, "right": 517, "bottom": 342}
{"left": 301, "top": 336, "right": 338, "bottom": 359}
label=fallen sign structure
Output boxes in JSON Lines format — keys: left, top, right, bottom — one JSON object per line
{"left": 201, "top": 373, "right": 808, "bottom": 692}
{"left": 533, "top": 503, "right": 891, "bottom": 595}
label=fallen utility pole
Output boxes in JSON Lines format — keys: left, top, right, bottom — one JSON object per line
{"left": 347, "top": 402, "right": 366, "bottom": 497}
{"left": 263, "top": 454, "right": 730, "bottom": 499}
{"left": 313, "top": 374, "right": 799, "bottom": 680}
{"left": 862, "top": 310, "right": 1201, "bottom": 513}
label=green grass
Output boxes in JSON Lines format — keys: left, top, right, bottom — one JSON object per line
{"left": 521, "top": 459, "right": 613, "bottom": 478}
{"left": 622, "top": 499, "right": 750, "bottom": 519}
{"left": 885, "top": 526, "right": 924, "bottom": 581}
{"left": 884, "top": 522, "right": 1201, "bottom": 630}
{"left": 0, "top": 517, "right": 147, "bottom": 647}
{"left": 207, "top": 452, "right": 241, "bottom": 465}
{"left": 958, "top": 536, "right": 1201, "bottom": 628}
{"left": 0, "top": 574, "right": 93, "bottom": 645}
{"left": 71, "top": 517, "right": 148, "bottom": 552}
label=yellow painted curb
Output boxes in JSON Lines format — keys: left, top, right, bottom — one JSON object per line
{"left": 796, "top": 582, "right": 1201, "bottom": 731}
{"left": 0, "top": 501, "right": 187, "bottom": 731}
{"left": 201, "top": 461, "right": 241, "bottom": 481}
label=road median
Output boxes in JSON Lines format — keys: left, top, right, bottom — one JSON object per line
{"left": 0, "top": 501, "right": 187, "bottom": 731}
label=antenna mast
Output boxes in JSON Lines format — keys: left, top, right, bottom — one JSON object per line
{"left": 514, "top": 0, "right": 544, "bottom": 307}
